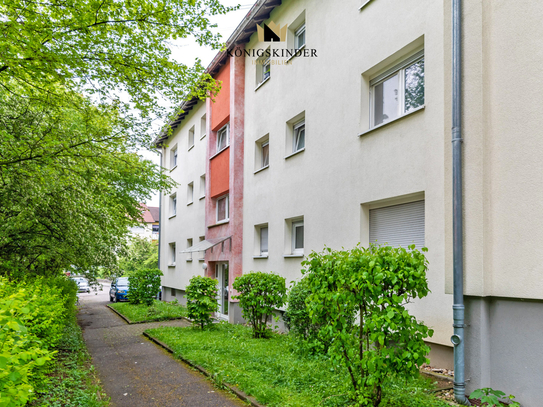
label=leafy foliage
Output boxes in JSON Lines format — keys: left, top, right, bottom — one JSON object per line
{"left": 117, "top": 236, "right": 159, "bottom": 277}
{"left": 303, "top": 244, "right": 434, "bottom": 406}
{"left": 233, "top": 272, "right": 286, "bottom": 339}
{"left": 0, "top": 276, "right": 78, "bottom": 406}
{"left": 283, "top": 277, "right": 333, "bottom": 354}
{"left": 469, "top": 388, "right": 520, "bottom": 407}
{"left": 126, "top": 268, "right": 162, "bottom": 306}
{"left": 185, "top": 276, "right": 218, "bottom": 329}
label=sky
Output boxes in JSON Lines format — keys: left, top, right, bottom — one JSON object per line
{"left": 141, "top": 1, "right": 255, "bottom": 207}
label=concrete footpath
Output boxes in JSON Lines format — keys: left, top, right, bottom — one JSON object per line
{"left": 77, "top": 288, "right": 245, "bottom": 407}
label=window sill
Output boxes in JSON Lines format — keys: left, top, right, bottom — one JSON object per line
{"left": 169, "top": 214, "right": 176, "bottom": 219}
{"left": 188, "top": 145, "right": 194, "bottom": 152}
{"left": 187, "top": 201, "right": 193, "bottom": 206}
{"left": 253, "top": 255, "right": 268, "bottom": 259}
{"left": 358, "top": 105, "right": 425, "bottom": 138}
{"left": 186, "top": 259, "right": 193, "bottom": 262}
{"left": 170, "top": 165, "right": 178, "bottom": 172}
{"left": 284, "top": 148, "right": 305, "bottom": 160}
{"left": 199, "top": 258, "right": 205, "bottom": 262}
{"left": 168, "top": 263, "right": 176, "bottom": 268}
{"left": 359, "top": 0, "right": 373, "bottom": 10}
{"left": 286, "top": 44, "right": 306, "bottom": 62}
{"left": 284, "top": 254, "right": 304, "bottom": 258}
{"left": 210, "top": 146, "right": 229, "bottom": 160}
{"left": 254, "top": 165, "right": 269, "bottom": 174}
{"left": 208, "top": 220, "right": 230, "bottom": 228}
{"left": 200, "top": 134, "right": 206, "bottom": 140}
{"left": 255, "top": 76, "right": 270, "bottom": 92}
{"left": 199, "top": 195, "right": 205, "bottom": 200}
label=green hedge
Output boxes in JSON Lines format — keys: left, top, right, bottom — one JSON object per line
{"left": 0, "top": 276, "right": 78, "bottom": 406}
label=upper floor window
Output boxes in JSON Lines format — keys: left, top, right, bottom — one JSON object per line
{"left": 188, "top": 126, "right": 195, "bottom": 149}
{"left": 200, "top": 114, "right": 207, "bottom": 139}
{"left": 256, "top": 48, "right": 271, "bottom": 87}
{"left": 292, "top": 220, "right": 304, "bottom": 255}
{"left": 216, "top": 194, "right": 229, "bottom": 223}
{"left": 295, "top": 24, "right": 306, "bottom": 49}
{"left": 293, "top": 120, "right": 305, "bottom": 153}
{"left": 260, "top": 226, "right": 269, "bottom": 256}
{"left": 170, "top": 146, "right": 178, "bottom": 169}
{"left": 370, "top": 51, "right": 424, "bottom": 128}
{"left": 217, "top": 124, "right": 229, "bottom": 153}
{"left": 170, "top": 193, "right": 177, "bottom": 217}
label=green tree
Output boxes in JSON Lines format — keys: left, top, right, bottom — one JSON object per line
{"left": 303, "top": 244, "right": 434, "bottom": 407}
{"left": 127, "top": 268, "right": 162, "bottom": 306}
{"left": 185, "top": 276, "right": 218, "bottom": 329}
{"left": 118, "top": 235, "right": 159, "bottom": 277}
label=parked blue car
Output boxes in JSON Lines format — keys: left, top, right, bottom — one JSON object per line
{"left": 109, "top": 277, "right": 129, "bottom": 302}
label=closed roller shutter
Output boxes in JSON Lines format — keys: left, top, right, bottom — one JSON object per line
{"left": 369, "top": 200, "right": 425, "bottom": 249}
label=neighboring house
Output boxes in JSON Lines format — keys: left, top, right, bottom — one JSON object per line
{"left": 129, "top": 203, "right": 160, "bottom": 240}
{"left": 156, "top": 1, "right": 543, "bottom": 405}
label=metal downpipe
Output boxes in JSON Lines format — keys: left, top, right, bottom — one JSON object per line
{"left": 452, "top": 0, "right": 470, "bottom": 405}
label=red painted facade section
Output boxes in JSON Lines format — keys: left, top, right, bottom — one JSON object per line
{"left": 211, "top": 59, "right": 231, "bottom": 131}
{"left": 209, "top": 148, "right": 230, "bottom": 198}
{"left": 204, "top": 46, "right": 246, "bottom": 321}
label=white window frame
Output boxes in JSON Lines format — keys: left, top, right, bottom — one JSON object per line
{"left": 295, "top": 23, "right": 306, "bottom": 50}
{"left": 186, "top": 238, "right": 193, "bottom": 261}
{"left": 370, "top": 51, "right": 424, "bottom": 129}
{"left": 293, "top": 120, "right": 305, "bottom": 153}
{"left": 292, "top": 221, "right": 304, "bottom": 255}
{"left": 216, "top": 194, "right": 229, "bottom": 223}
{"left": 170, "top": 193, "right": 177, "bottom": 217}
{"left": 187, "top": 182, "right": 194, "bottom": 205}
{"left": 261, "top": 140, "right": 269, "bottom": 169}
{"left": 260, "top": 226, "right": 269, "bottom": 256}
{"left": 199, "top": 174, "right": 206, "bottom": 199}
{"left": 171, "top": 146, "right": 178, "bottom": 169}
{"left": 200, "top": 114, "right": 207, "bottom": 139}
{"left": 198, "top": 236, "right": 205, "bottom": 260}
{"left": 262, "top": 57, "right": 271, "bottom": 81}
{"left": 188, "top": 126, "right": 195, "bottom": 149}
{"left": 169, "top": 242, "right": 176, "bottom": 266}
{"left": 216, "top": 124, "right": 229, "bottom": 153}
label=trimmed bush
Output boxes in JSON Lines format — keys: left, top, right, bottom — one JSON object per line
{"left": 233, "top": 271, "right": 286, "bottom": 339}
{"left": 303, "top": 244, "right": 434, "bottom": 407}
{"left": 127, "top": 268, "right": 162, "bottom": 306}
{"left": 185, "top": 276, "right": 218, "bottom": 329}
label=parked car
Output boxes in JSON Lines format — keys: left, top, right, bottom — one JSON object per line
{"left": 71, "top": 276, "right": 90, "bottom": 293}
{"left": 109, "top": 277, "right": 129, "bottom": 302}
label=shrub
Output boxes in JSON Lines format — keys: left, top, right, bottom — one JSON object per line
{"left": 185, "top": 276, "right": 218, "bottom": 329}
{"left": 127, "top": 268, "right": 163, "bottom": 306}
{"left": 233, "top": 271, "right": 286, "bottom": 339}
{"left": 283, "top": 277, "right": 332, "bottom": 354}
{"left": 303, "top": 244, "right": 434, "bottom": 407}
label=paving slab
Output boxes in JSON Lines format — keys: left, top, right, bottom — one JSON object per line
{"left": 77, "top": 287, "right": 245, "bottom": 407}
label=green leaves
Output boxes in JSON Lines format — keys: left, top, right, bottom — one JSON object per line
{"left": 126, "top": 268, "right": 163, "bottom": 306}
{"left": 232, "top": 272, "right": 286, "bottom": 339}
{"left": 469, "top": 387, "right": 520, "bottom": 407}
{"left": 185, "top": 276, "right": 218, "bottom": 329}
{"left": 301, "top": 244, "right": 432, "bottom": 406}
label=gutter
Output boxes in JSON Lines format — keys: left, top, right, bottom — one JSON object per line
{"left": 451, "top": 0, "right": 471, "bottom": 405}
{"left": 157, "top": 149, "right": 162, "bottom": 272}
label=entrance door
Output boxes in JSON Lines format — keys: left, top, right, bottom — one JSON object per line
{"left": 215, "top": 263, "right": 229, "bottom": 318}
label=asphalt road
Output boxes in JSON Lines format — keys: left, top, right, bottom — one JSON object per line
{"left": 77, "top": 284, "right": 245, "bottom": 407}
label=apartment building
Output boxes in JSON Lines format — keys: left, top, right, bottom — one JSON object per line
{"left": 157, "top": 0, "right": 543, "bottom": 405}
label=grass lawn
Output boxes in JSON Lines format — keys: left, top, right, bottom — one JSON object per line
{"left": 30, "top": 318, "right": 109, "bottom": 407}
{"left": 145, "top": 323, "right": 451, "bottom": 407}
{"left": 109, "top": 300, "right": 187, "bottom": 323}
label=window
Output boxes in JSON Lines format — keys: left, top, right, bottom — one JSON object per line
{"left": 256, "top": 48, "right": 271, "bottom": 86}
{"left": 370, "top": 51, "right": 424, "bottom": 127}
{"left": 292, "top": 221, "right": 304, "bottom": 255}
{"left": 199, "top": 174, "right": 206, "bottom": 199}
{"left": 188, "top": 126, "right": 195, "bottom": 149}
{"left": 369, "top": 200, "right": 425, "bottom": 248}
{"left": 199, "top": 236, "right": 205, "bottom": 260}
{"left": 216, "top": 195, "right": 229, "bottom": 222}
{"left": 169, "top": 243, "right": 176, "bottom": 266}
{"left": 170, "top": 146, "right": 178, "bottom": 169}
{"left": 293, "top": 121, "right": 305, "bottom": 152}
{"left": 255, "top": 136, "right": 270, "bottom": 171}
{"left": 186, "top": 238, "right": 193, "bottom": 261}
{"left": 260, "top": 226, "right": 269, "bottom": 256}
{"left": 200, "top": 114, "right": 207, "bottom": 139}
{"left": 295, "top": 24, "right": 306, "bottom": 49}
{"left": 217, "top": 124, "right": 229, "bottom": 153}
{"left": 187, "top": 182, "right": 194, "bottom": 205}
{"left": 171, "top": 288, "right": 176, "bottom": 297}
{"left": 170, "top": 193, "right": 177, "bottom": 217}
{"left": 261, "top": 141, "right": 269, "bottom": 168}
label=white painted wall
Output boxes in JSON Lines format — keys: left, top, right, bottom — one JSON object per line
{"left": 241, "top": 0, "right": 453, "bottom": 346}
{"left": 159, "top": 101, "right": 208, "bottom": 293}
